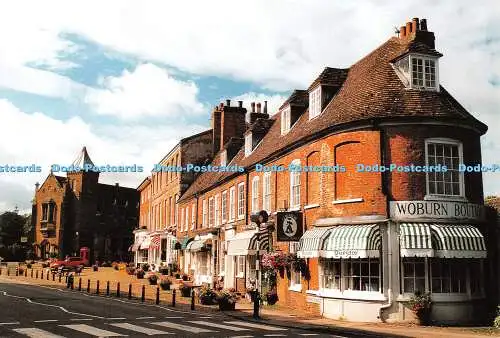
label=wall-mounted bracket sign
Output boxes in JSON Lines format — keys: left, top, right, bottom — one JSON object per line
{"left": 276, "top": 211, "right": 303, "bottom": 241}
{"left": 390, "top": 200, "right": 486, "bottom": 222}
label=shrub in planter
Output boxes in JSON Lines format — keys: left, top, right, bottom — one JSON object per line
{"left": 175, "top": 273, "right": 181, "bottom": 279}
{"left": 179, "top": 283, "right": 193, "bottom": 297}
{"left": 181, "top": 274, "right": 189, "bottom": 281}
{"left": 198, "top": 285, "right": 217, "bottom": 305}
{"left": 92, "top": 264, "right": 98, "bottom": 272}
{"left": 408, "top": 292, "right": 431, "bottom": 325}
{"left": 159, "top": 277, "right": 172, "bottom": 290}
{"left": 159, "top": 267, "right": 169, "bottom": 275}
{"left": 126, "top": 266, "right": 135, "bottom": 275}
{"left": 216, "top": 289, "right": 237, "bottom": 311}
{"left": 135, "top": 268, "right": 145, "bottom": 279}
{"left": 141, "top": 263, "right": 150, "bottom": 272}
{"left": 266, "top": 289, "right": 279, "bottom": 305}
{"left": 147, "top": 273, "right": 158, "bottom": 285}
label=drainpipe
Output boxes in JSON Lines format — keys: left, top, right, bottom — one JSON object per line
{"left": 379, "top": 224, "right": 393, "bottom": 321}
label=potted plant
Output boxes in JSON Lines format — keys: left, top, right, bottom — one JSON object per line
{"left": 92, "top": 264, "right": 98, "bottom": 272}
{"left": 126, "top": 266, "right": 135, "bottom": 275}
{"left": 266, "top": 289, "right": 279, "bottom": 305}
{"left": 408, "top": 291, "right": 431, "bottom": 325}
{"left": 159, "top": 276, "right": 172, "bottom": 290}
{"left": 159, "top": 267, "right": 169, "bottom": 275}
{"left": 216, "top": 289, "right": 237, "bottom": 311}
{"left": 147, "top": 273, "right": 158, "bottom": 285}
{"left": 135, "top": 268, "right": 145, "bottom": 279}
{"left": 182, "top": 274, "right": 189, "bottom": 281}
{"left": 175, "top": 273, "right": 181, "bottom": 279}
{"left": 180, "top": 282, "right": 193, "bottom": 297}
{"left": 142, "top": 263, "right": 150, "bottom": 272}
{"left": 198, "top": 285, "right": 217, "bottom": 305}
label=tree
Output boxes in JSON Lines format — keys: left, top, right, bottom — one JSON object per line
{"left": 0, "top": 210, "right": 30, "bottom": 261}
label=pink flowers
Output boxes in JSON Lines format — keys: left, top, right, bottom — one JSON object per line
{"left": 261, "top": 252, "right": 288, "bottom": 271}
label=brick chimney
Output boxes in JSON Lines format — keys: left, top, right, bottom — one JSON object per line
{"left": 212, "top": 100, "right": 247, "bottom": 154}
{"left": 398, "top": 17, "right": 436, "bottom": 49}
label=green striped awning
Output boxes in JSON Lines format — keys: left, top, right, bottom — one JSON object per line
{"left": 180, "top": 237, "right": 193, "bottom": 250}
{"left": 430, "top": 224, "right": 486, "bottom": 258}
{"left": 400, "top": 223, "right": 433, "bottom": 257}
{"left": 322, "top": 224, "right": 381, "bottom": 259}
{"left": 297, "top": 227, "right": 332, "bottom": 258}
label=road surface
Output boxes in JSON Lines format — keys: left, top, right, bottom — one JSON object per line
{"left": 0, "top": 280, "right": 355, "bottom": 338}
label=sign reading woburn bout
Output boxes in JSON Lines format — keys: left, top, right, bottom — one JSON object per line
{"left": 390, "top": 200, "right": 485, "bottom": 221}
{"left": 276, "top": 211, "right": 303, "bottom": 241}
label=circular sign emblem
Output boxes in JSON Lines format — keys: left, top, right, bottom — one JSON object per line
{"left": 282, "top": 215, "right": 298, "bottom": 237}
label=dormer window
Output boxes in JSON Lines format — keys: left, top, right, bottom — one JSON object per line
{"left": 245, "top": 133, "right": 253, "bottom": 157}
{"left": 220, "top": 150, "right": 227, "bottom": 167}
{"left": 280, "top": 106, "right": 291, "bottom": 135}
{"left": 309, "top": 86, "right": 322, "bottom": 119}
{"left": 394, "top": 54, "right": 439, "bottom": 91}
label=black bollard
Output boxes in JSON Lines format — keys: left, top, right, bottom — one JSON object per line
{"left": 25, "top": 269, "right": 27, "bottom": 277}
{"left": 128, "top": 284, "right": 132, "bottom": 299}
{"left": 58, "top": 274, "right": 61, "bottom": 283}
{"left": 141, "top": 285, "right": 145, "bottom": 302}
{"left": 16, "top": 267, "right": 18, "bottom": 276}
{"left": 96, "top": 280, "right": 100, "bottom": 295}
{"left": 35, "top": 270, "right": 38, "bottom": 278}
{"left": 172, "top": 289, "right": 176, "bottom": 307}
{"left": 156, "top": 287, "right": 160, "bottom": 305}
{"left": 87, "top": 279, "right": 91, "bottom": 293}
{"left": 41, "top": 270, "right": 43, "bottom": 279}
{"left": 106, "top": 281, "right": 110, "bottom": 296}
{"left": 52, "top": 273, "right": 55, "bottom": 281}
{"left": 191, "top": 289, "right": 195, "bottom": 310}
{"left": 47, "top": 271, "right": 49, "bottom": 280}
{"left": 116, "top": 282, "right": 120, "bottom": 298}
{"left": 253, "top": 291, "right": 260, "bottom": 319}
{"left": 31, "top": 269, "right": 33, "bottom": 278}
{"left": 78, "top": 278, "right": 82, "bottom": 291}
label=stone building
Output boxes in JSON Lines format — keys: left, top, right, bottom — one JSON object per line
{"left": 32, "top": 147, "right": 139, "bottom": 263}
{"left": 172, "top": 17, "right": 493, "bottom": 324}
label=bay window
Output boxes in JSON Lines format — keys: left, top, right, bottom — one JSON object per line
{"left": 425, "top": 139, "right": 463, "bottom": 198}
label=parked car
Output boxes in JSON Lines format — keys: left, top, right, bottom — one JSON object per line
{"left": 50, "top": 257, "right": 88, "bottom": 272}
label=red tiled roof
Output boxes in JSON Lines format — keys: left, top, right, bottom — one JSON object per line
{"left": 54, "top": 176, "right": 67, "bottom": 186}
{"left": 179, "top": 36, "right": 487, "bottom": 202}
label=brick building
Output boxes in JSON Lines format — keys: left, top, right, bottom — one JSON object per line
{"left": 131, "top": 131, "right": 214, "bottom": 270}
{"left": 171, "top": 17, "right": 494, "bottom": 324}
{"left": 32, "top": 147, "right": 139, "bottom": 263}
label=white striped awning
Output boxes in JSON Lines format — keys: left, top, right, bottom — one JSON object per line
{"left": 226, "top": 230, "right": 257, "bottom": 256}
{"left": 430, "top": 224, "right": 486, "bottom": 258}
{"left": 400, "top": 223, "right": 433, "bottom": 257}
{"left": 140, "top": 236, "right": 151, "bottom": 250}
{"left": 322, "top": 224, "right": 381, "bottom": 259}
{"left": 297, "top": 227, "right": 332, "bottom": 258}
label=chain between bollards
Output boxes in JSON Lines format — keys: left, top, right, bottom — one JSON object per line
{"left": 172, "top": 289, "right": 176, "bottom": 307}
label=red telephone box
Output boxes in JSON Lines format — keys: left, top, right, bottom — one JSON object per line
{"left": 80, "top": 247, "right": 90, "bottom": 266}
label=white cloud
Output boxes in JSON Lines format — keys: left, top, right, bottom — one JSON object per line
{"left": 85, "top": 63, "right": 205, "bottom": 120}
{"left": 231, "top": 92, "right": 288, "bottom": 116}
{"left": 0, "top": 99, "right": 206, "bottom": 211}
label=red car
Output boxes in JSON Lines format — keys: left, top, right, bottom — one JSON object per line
{"left": 50, "top": 257, "right": 88, "bottom": 271}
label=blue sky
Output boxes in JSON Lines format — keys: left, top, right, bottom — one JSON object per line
{"left": 0, "top": 0, "right": 499, "bottom": 213}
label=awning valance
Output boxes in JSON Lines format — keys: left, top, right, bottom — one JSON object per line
{"left": 430, "top": 224, "right": 486, "bottom": 258}
{"left": 131, "top": 236, "right": 145, "bottom": 251}
{"left": 187, "top": 239, "right": 212, "bottom": 252}
{"left": 400, "top": 223, "right": 433, "bottom": 257}
{"left": 297, "top": 227, "right": 332, "bottom": 258}
{"left": 322, "top": 224, "right": 381, "bottom": 259}
{"left": 179, "top": 237, "right": 193, "bottom": 250}
{"left": 140, "top": 236, "right": 151, "bottom": 250}
{"left": 227, "top": 230, "right": 256, "bottom": 256}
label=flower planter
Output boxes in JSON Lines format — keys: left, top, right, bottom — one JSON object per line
{"left": 218, "top": 302, "right": 236, "bottom": 311}
{"left": 200, "top": 295, "right": 215, "bottom": 305}
{"left": 180, "top": 287, "right": 192, "bottom": 297}
{"left": 160, "top": 283, "right": 171, "bottom": 291}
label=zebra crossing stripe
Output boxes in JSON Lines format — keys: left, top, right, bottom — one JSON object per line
{"left": 188, "top": 320, "right": 250, "bottom": 331}
{"left": 13, "top": 327, "right": 65, "bottom": 338}
{"left": 61, "top": 324, "right": 125, "bottom": 336}
{"left": 110, "top": 323, "right": 173, "bottom": 335}
{"left": 151, "top": 321, "right": 216, "bottom": 333}
{"left": 223, "top": 321, "right": 287, "bottom": 331}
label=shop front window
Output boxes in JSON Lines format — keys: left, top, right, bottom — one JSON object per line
{"left": 402, "top": 258, "right": 425, "bottom": 294}
{"left": 344, "top": 258, "right": 380, "bottom": 292}
{"left": 431, "top": 258, "right": 466, "bottom": 293}
{"left": 320, "top": 258, "right": 341, "bottom": 290}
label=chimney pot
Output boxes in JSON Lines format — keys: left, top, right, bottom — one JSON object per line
{"left": 420, "top": 18, "right": 427, "bottom": 31}
{"left": 256, "top": 102, "right": 261, "bottom": 114}
{"left": 412, "top": 18, "right": 419, "bottom": 32}
{"left": 115, "top": 183, "right": 119, "bottom": 187}
{"left": 238, "top": 100, "right": 243, "bottom": 108}
{"left": 226, "top": 99, "right": 231, "bottom": 107}
{"left": 264, "top": 101, "right": 268, "bottom": 114}
{"left": 251, "top": 102, "right": 255, "bottom": 113}
{"left": 219, "top": 102, "right": 224, "bottom": 109}
{"left": 399, "top": 26, "right": 406, "bottom": 38}
{"left": 406, "top": 22, "right": 412, "bottom": 34}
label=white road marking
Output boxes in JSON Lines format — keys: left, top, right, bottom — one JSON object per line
{"left": 224, "top": 321, "right": 287, "bottom": 331}
{"left": 151, "top": 321, "right": 216, "bottom": 333}
{"left": 298, "top": 334, "right": 320, "bottom": 336}
{"left": 13, "top": 327, "right": 65, "bottom": 338}
{"left": 163, "top": 316, "right": 183, "bottom": 319}
{"left": 135, "top": 316, "right": 155, "bottom": 320}
{"left": 264, "top": 335, "right": 287, "bottom": 337}
{"left": 107, "top": 318, "right": 126, "bottom": 320}
{"left": 230, "top": 336, "right": 254, "bottom": 338}
{"left": 61, "top": 324, "right": 126, "bottom": 336}
{"left": 189, "top": 320, "right": 250, "bottom": 331}
{"left": 70, "top": 318, "right": 93, "bottom": 321}
{"left": 111, "top": 322, "right": 174, "bottom": 335}
{"left": 34, "top": 319, "right": 59, "bottom": 323}
{"left": 0, "top": 322, "right": 20, "bottom": 325}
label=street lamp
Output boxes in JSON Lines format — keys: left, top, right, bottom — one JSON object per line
{"left": 250, "top": 210, "right": 269, "bottom": 319}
